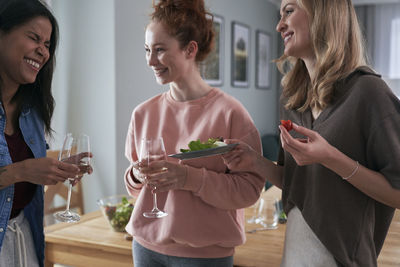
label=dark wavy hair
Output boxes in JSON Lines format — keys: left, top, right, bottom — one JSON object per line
{"left": 151, "top": 0, "right": 214, "bottom": 62}
{"left": 0, "top": 0, "right": 59, "bottom": 135}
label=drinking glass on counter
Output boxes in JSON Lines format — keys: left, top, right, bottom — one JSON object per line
{"left": 258, "top": 197, "right": 279, "bottom": 229}
{"left": 139, "top": 137, "right": 168, "bottom": 218}
{"left": 247, "top": 198, "right": 262, "bottom": 224}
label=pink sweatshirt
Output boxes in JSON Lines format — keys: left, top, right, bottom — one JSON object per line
{"left": 124, "top": 88, "right": 264, "bottom": 258}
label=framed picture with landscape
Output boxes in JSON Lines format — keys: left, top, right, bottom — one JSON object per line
{"left": 200, "top": 14, "right": 224, "bottom": 86}
{"left": 255, "top": 30, "right": 271, "bottom": 89}
{"left": 231, "top": 21, "right": 250, "bottom": 88}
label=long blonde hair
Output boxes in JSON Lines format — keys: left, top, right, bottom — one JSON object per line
{"left": 277, "top": 0, "right": 367, "bottom": 111}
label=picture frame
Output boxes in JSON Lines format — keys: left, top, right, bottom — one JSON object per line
{"left": 200, "top": 15, "right": 224, "bottom": 86}
{"left": 231, "top": 22, "right": 250, "bottom": 88}
{"left": 255, "top": 30, "right": 271, "bottom": 89}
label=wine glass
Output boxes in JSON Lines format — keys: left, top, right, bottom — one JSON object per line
{"left": 139, "top": 137, "right": 168, "bottom": 218}
{"left": 54, "top": 133, "right": 91, "bottom": 223}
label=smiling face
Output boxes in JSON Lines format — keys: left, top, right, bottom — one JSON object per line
{"left": 0, "top": 16, "right": 52, "bottom": 89}
{"left": 145, "top": 21, "right": 191, "bottom": 85}
{"left": 276, "top": 0, "right": 313, "bottom": 60}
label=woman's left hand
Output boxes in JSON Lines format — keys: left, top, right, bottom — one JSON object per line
{"left": 63, "top": 152, "right": 93, "bottom": 186}
{"left": 144, "top": 160, "right": 187, "bottom": 193}
{"left": 280, "top": 123, "right": 334, "bottom": 166}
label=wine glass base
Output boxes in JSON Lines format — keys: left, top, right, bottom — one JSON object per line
{"left": 143, "top": 210, "right": 168, "bottom": 218}
{"left": 54, "top": 211, "right": 80, "bottom": 223}
{"left": 259, "top": 222, "right": 278, "bottom": 229}
{"left": 247, "top": 216, "right": 260, "bottom": 224}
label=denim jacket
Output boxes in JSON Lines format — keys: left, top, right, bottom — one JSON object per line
{"left": 0, "top": 104, "right": 47, "bottom": 267}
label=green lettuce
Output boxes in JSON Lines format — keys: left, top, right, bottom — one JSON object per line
{"left": 180, "top": 138, "right": 223, "bottom": 153}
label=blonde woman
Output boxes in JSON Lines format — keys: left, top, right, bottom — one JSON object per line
{"left": 223, "top": 0, "right": 400, "bottom": 266}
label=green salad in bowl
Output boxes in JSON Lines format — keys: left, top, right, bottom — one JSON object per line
{"left": 97, "top": 195, "right": 135, "bottom": 232}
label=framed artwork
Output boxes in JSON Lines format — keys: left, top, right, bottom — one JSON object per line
{"left": 255, "top": 30, "right": 271, "bottom": 89}
{"left": 231, "top": 22, "right": 250, "bottom": 88}
{"left": 200, "top": 15, "right": 224, "bottom": 86}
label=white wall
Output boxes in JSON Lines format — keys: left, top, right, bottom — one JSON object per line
{"left": 114, "top": 1, "right": 156, "bottom": 196}
{"left": 370, "top": 4, "right": 400, "bottom": 98}
{"left": 51, "top": 0, "right": 117, "bottom": 213}
{"left": 51, "top": 0, "right": 280, "bottom": 213}
{"left": 205, "top": 0, "right": 280, "bottom": 135}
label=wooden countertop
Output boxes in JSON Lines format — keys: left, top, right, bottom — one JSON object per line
{"left": 45, "top": 187, "right": 400, "bottom": 267}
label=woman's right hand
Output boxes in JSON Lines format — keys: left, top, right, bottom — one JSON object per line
{"left": 14, "top": 157, "right": 80, "bottom": 185}
{"left": 222, "top": 139, "right": 262, "bottom": 172}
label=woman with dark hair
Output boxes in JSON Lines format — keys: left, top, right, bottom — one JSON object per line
{"left": 223, "top": 0, "right": 400, "bottom": 266}
{"left": 124, "top": 0, "right": 264, "bottom": 266}
{"left": 0, "top": 0, "right": 82, "bottom": 266}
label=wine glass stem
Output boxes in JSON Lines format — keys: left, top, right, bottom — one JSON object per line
{"left": 66, "top": 179, "right": 73, "bottom": 211}
{"left": 152, "top": 190, "right": 158, "bottom": 211}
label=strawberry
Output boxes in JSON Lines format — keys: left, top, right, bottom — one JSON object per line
{"left": 280, "top": 120, "right": 293, "bottom": 131}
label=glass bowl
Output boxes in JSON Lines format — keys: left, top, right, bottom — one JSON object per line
{"left": 97, "top": 194, "right": 135, "bottom": 232}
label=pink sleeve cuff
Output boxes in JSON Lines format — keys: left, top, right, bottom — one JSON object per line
{"left": 182, "top": 165, "right": 204, "bottom": 193}
{"left": 124, "top": 166, "right": 143, "bottom": 191}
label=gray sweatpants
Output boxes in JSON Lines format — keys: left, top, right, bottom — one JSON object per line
{"left": 133, "top": 240, "right": 234, "bottom": 267}
{"left": 0, "top": 211, "right": 40, "bottom": 267}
